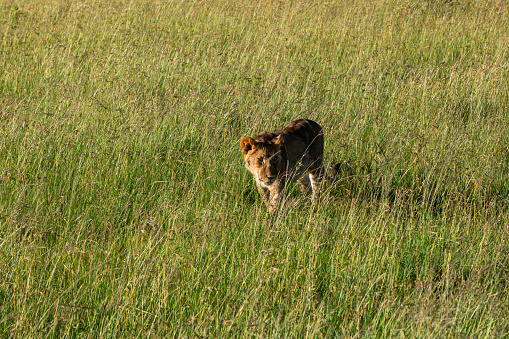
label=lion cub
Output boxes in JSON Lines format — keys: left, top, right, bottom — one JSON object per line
{"left": 240, "top": 119, "right": 331, "bottom": 213}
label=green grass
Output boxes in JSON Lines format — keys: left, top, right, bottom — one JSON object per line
{"left": 1, "top": 0, "right": 509, "bottom": 337}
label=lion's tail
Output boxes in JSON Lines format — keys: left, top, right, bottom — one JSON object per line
{"left": 322, "top": 163, "right": 341, "bottom": 183}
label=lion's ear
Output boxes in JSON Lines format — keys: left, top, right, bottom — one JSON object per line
{"left": 273, "top": 135, "right": 283, "bottom": 149}
{"left": 240, "top": 137, "right": 256, "bottom": 155}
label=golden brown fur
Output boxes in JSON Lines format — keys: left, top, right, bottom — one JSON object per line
{"left": 240, "top": 119, "right": 331, "bottom": 213}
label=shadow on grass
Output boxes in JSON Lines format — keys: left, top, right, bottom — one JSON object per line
{"left": 329, "top": 156, "right": 509, "bottom": 218}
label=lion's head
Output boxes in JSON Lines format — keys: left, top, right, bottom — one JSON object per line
{"left": 240, "top": 133, "right": 284, "bottom": 187}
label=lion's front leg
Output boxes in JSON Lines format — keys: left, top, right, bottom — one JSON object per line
{"left": 267, "top": 179, "right": 286, "bottom": 213}
{"left": 255, "top": 182, "right": 270, "bottom": 207}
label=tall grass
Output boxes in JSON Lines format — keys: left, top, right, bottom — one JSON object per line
{"left": 1, "top": 0, "right": 509, "bottom": 337}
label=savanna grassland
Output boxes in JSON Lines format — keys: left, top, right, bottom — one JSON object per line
{"left": 1, "top": 0, "right": 509, "bottom": 337}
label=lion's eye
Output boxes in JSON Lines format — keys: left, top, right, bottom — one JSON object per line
{"left": 258, "top": 157, "right": 263, "bottom": 165}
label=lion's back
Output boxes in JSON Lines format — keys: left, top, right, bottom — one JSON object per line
{"left": 279, "top": 119, "right": 324, "bottom": 170}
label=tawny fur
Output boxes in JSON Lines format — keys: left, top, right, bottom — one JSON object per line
{"left": 240, "top": 119, "right": 332, "bottom": 213}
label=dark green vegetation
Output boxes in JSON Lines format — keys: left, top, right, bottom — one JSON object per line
{"left": 1, "top": 0, "right": 509, "bottom": 337}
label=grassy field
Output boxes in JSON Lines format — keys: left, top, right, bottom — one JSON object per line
{"left": 1, "top": 0, "right": 509, "bottom": 337}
